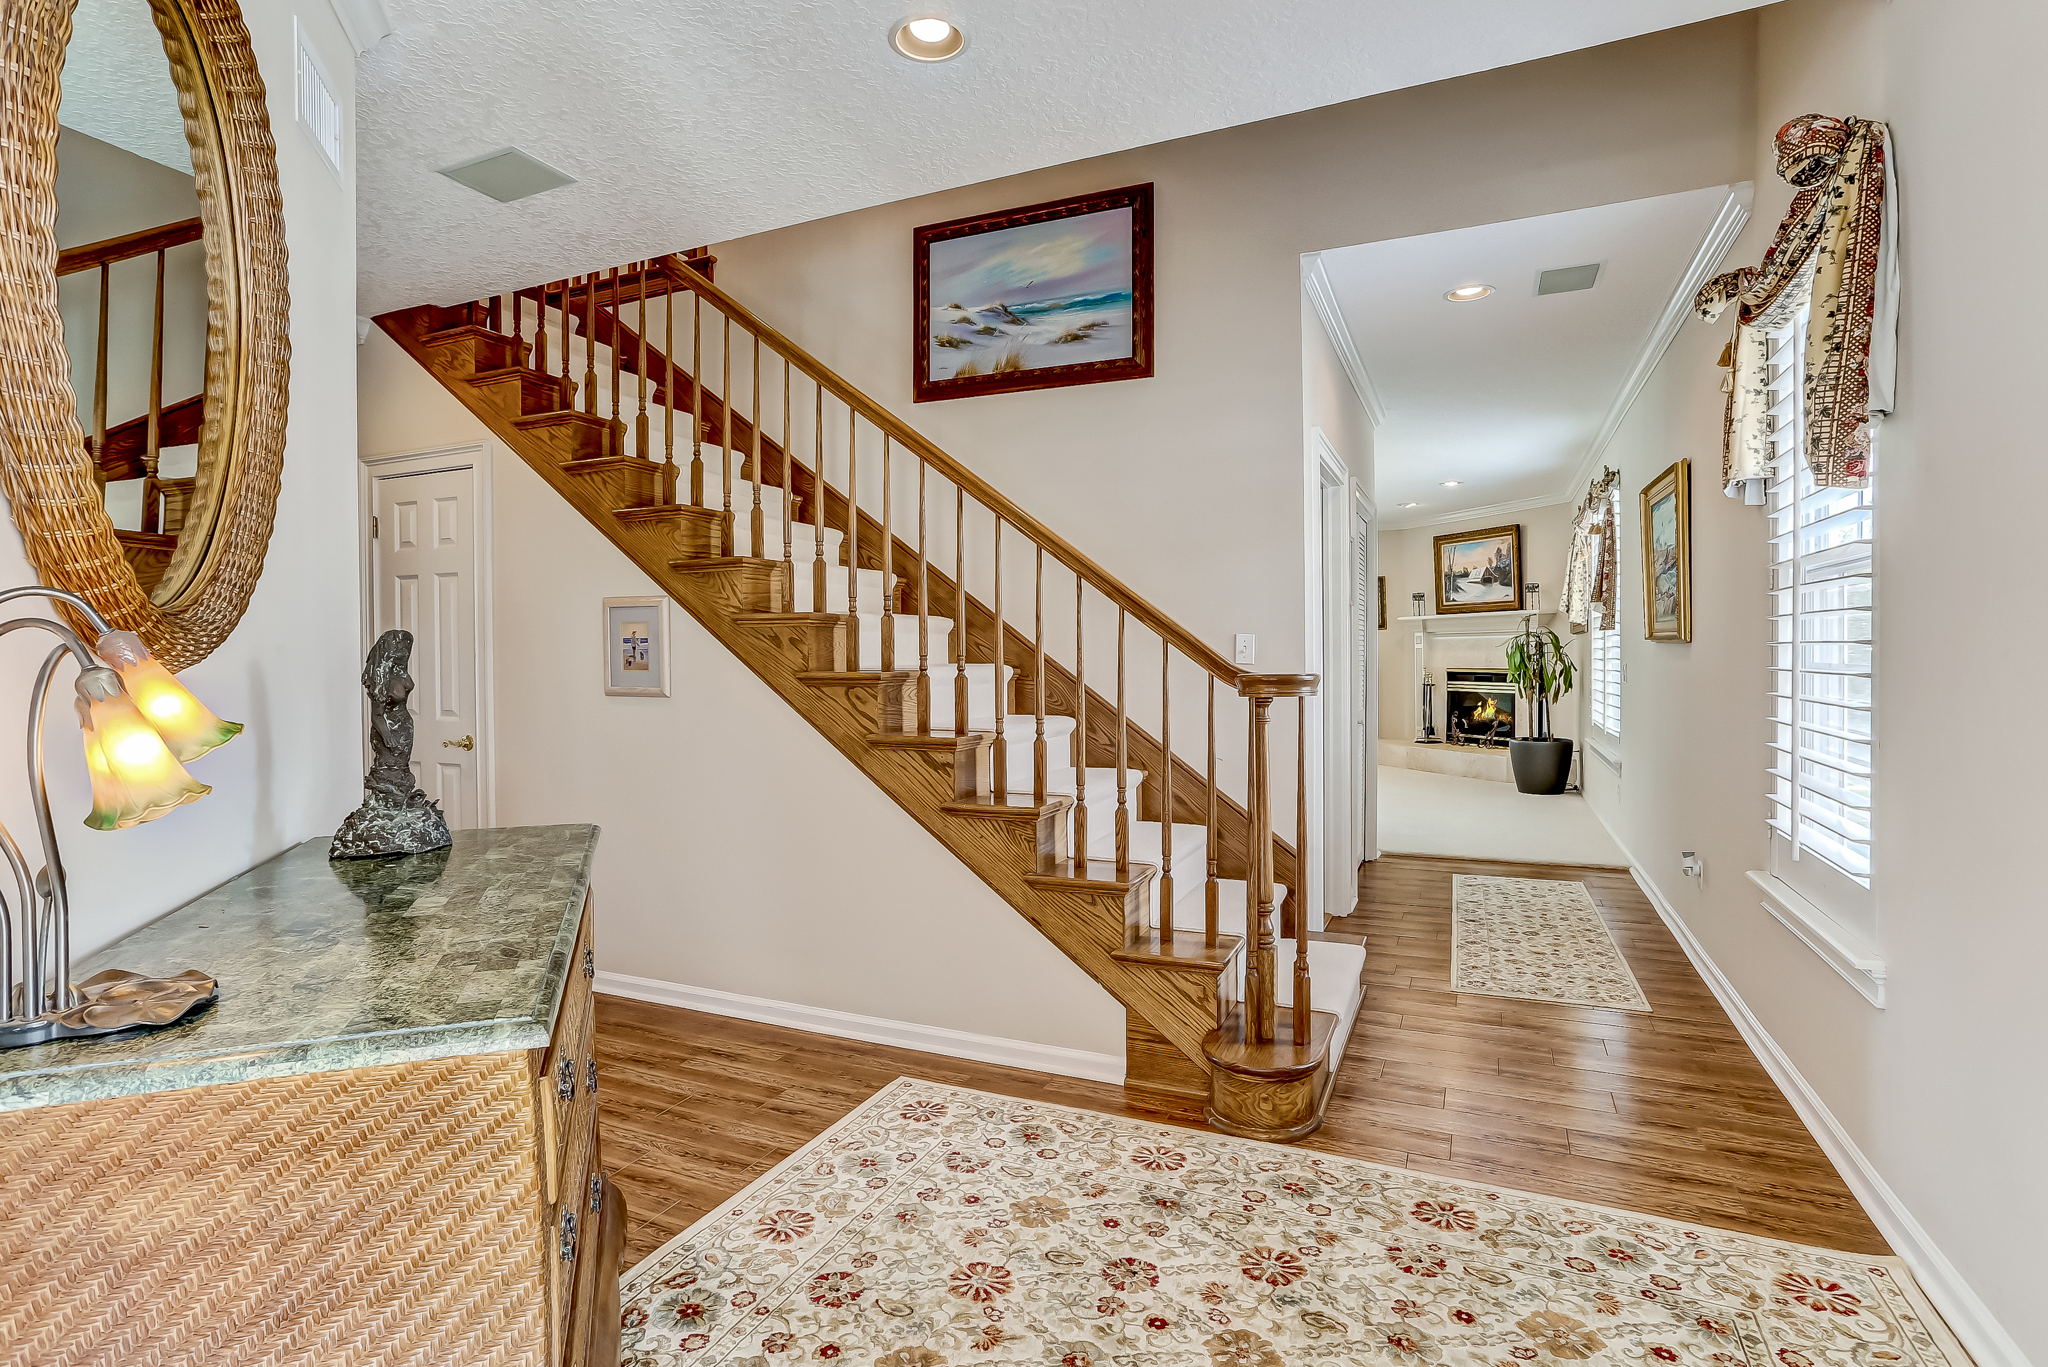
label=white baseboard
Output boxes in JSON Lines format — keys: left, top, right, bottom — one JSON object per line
{"left": 1600, "top": 823, "right": 2028, "bottom": 1367}
{"left": 595, "top": 971, "right": 1127, "bottom": 1087}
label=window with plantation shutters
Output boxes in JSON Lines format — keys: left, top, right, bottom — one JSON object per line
{"left": 1764, "top": 311, "right": 1876, "bottom": 901}
{"left": 1588, "top": 490, "right": 1622, "bottom": 742}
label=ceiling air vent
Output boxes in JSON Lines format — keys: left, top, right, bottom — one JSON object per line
{"left": 1536, "top": 263, "right": 1601, "bottom": 295}
{"left": 437, "top": 148, "right": 576, "bottom": 204}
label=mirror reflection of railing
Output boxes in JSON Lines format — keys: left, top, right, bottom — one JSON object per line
{"left": 57, "top": 215, "right": 205, "bottom": 591}
{"left": 462, "top": 258, "right": 1322, "bottom": 1051}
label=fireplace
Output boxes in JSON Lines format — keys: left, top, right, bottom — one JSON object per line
{"left": 1444, "top": 668, "right": 1516, "bottom": 748}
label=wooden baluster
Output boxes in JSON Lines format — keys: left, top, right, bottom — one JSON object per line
{"left": 750, "top": 333, "right": 765, "bottom": 558}
{"left": 531, "top": 287, "right": 547, "bottom": 374}
{"left": 1159, "top": 640, "right": 1174, "bottom": 939}
{"left": 635, "top": 265, "right": 650, "bottom": 462}
{"left": 606, "top": 267, "right": 621, "bottom": 426}
{"left": 812, "top": 382, "right": 828, "bottom": 613}
{"left": 1032, "top": 547, "right": 1046, "bottom": 804}
{"left": 142, "top": 250, "right": 165, "bottom": 534}
{"left": 1073, "top": 579, "right": 1088, "bottom": 867}
{"left": 1243, "top": 689, "right": 1277, "bottom": 1046}
{"left": 558, "top": 279, "right": 572, "bottom": 396}
{"left": 953, "top": 487, "right": 968, "bottom": 736}
{"left": 509, "top": 286, "right": 525, "bottom": 365}
{"left": 720, "top": 315, "right": 734, "bottom": 554}
{"left": 915, "top": 461, "right": 932, "bottom": 733}
{"left": 1206, "top": 677, "right": 1220, "bottom": 944}
{"left": 879, "top": 434, "right": 894, "bottom": 670}
{"left": 1115, "top": 609, "right": 1129, "bottom": 876}
{"left": 991, "top": 517, "right": 1006, "bottom": 799}
{"left": 686, "top": 291, "right": 703, "bottom": 504}
{"left": 845, "top": 412, "right": 860, "bottom": 651}
{"left": 1293, "top": 695, "right": 1313, "bottom": 1045}
{"left": 662, "top": 280, "right": 676, "bottom": 501}
{"left": 92, "top": 264, "right": 109, "bottom": 467}
{"left": 782, "top": 357, "right": 795, "bottom": 603}
{"left": 583, "top": 275, "right": 598, "bottom": 419}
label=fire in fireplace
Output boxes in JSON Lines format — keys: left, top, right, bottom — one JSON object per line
{"left": 1444, "top": 668, "right": 1517, "bottom": 748}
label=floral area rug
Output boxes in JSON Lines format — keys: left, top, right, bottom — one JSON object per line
{"left": 619, "top": 1079, "right": 1968, "bottom": 1367}
{"left": 1451, "top": 874, "right": 1651, "bottom": 1012}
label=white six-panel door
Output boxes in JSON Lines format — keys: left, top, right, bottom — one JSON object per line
{"left": 367, "top": 456, "right": 487, "bottom": 829}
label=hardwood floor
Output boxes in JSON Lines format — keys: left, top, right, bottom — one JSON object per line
{"left": 594, "top": 852, "right": 1884, "bottom": 1270}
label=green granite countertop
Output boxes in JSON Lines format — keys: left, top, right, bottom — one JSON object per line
{"left": 0, "top": 824, "right": 599, "bottom": 1113}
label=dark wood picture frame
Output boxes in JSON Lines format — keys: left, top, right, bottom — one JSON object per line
{"left": 1430, "top": 523, "right": 1526, "bottom": 615}
{"left": 912, "top": 183, "right": 1154, "bottom": 403}
{"left": 1640, "top": 459, "right": 1693, "bottom": 642}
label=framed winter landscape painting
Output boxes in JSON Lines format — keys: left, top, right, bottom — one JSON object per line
{"left": 912, "top": 183, "right": 1154, "bottom": 402}
{"left": 1432, "top": 524, "right": 1525, "bottom": 614}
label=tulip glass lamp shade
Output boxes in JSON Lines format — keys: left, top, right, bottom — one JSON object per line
{"left": 0, "top": 586, "right": 234, "bottom": 1048}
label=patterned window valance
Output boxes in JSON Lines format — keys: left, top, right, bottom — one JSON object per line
{"left": 1561, "top": 467, "right": 1620, "bottom": 635}
{"left": 1694, "top": 113, "right": 1899, "bottom": 495}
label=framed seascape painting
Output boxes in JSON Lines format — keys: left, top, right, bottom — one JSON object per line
{"left": 1641, "top": 459, "right": 1693, "bottom": 642}
{"left": 1432, "top": 524, "right": 1525, "bottom": 614}
{"left": 912, "top": 183, "right": 1154, "bottom": 402}
{"left": 604, "top": 596, "right": 670, "bottom": 696}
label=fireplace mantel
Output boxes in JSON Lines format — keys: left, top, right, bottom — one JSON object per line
{"left": 1397, "top": 609, "right": 1563, "bottom": 637}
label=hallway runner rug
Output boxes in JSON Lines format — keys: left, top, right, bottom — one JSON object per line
{"left": 619, "top": 1078, "right": 1971, "bottom": 1367}
{"left": 1451, "top": 873, "right": 1652, "bottom": 1012}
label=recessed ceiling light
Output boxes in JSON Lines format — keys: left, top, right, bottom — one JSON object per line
{"left": 1443, "top": 284, "right": 1494, "bottom": 303}
{"left": 891, "top": 16, "right": 966, "bottom": 61}
{"left": 1399, "top": 502, "right": 1422, "bottom": 509}
{"left": 1439, "top": 480, "right": 1462, "bottom": 488}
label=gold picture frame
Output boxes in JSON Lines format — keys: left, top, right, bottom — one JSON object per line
{"left": 0, "top": 0, "right": 291, "bottom": 668}
{"left": 1431, "top": 524, "right": 1525, "bottom": 614}
{"left": 1640, "top": 459, "right": 1692, "bottom": 642}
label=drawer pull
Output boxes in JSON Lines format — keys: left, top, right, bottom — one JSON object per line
{"left": 585, "top": 1059, "right": 599, "bottom": 1094}
{"left": 556, "top": 1057, "right": 576, "bottom": 1101}
{"left": 581, "top": 947, "right": 594, "bottom": 981}
{"left": 560, "top": 1210, "right": 578, "bottom": 1261}
{"left": 589, "top": 1173, "right": 605, "bottom": 1213}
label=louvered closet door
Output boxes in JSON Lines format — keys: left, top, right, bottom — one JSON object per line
{"left": 1353, "top": 518, "right": 1373, "bottom": 865}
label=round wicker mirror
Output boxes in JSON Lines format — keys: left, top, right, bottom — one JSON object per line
{"left": 0, "top": 0, "right": 289, "bottom": 669}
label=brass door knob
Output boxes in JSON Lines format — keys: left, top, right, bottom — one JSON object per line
{"left": 442, "top": 735, "right": 475, "bottom": 751}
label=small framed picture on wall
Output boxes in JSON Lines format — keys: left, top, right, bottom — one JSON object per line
{"left": 603, "top": 596, "right": 670, "bottom": 696}
{"left": 1640, "top": 459, "right": 1693, "bottom": 642}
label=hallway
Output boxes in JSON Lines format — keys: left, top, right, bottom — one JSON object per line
{"left": 594, "top": 851, "right": 1880, "bottom": 1269}
{"left": 1376, "top": 764, "right": 1627, "bottom": 865}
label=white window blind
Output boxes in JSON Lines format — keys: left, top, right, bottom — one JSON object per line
{"left": 1765, "top": 316, "right": 1874, "bottom": 887}
{"left": 1588, "top": 492, "right": 1622, "bottom": 739}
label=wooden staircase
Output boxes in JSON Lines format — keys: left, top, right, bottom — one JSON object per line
{"left": 378, "top": 257, "right": 1365, "bottom": 1140}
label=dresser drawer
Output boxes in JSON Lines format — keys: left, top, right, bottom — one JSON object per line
{"left": 539, "top": 909, "right": 597, "bottom": 1206}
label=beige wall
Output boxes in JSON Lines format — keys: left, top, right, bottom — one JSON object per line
{"left": 1376, "top": 502, "right": 1581, "bottom": 749}
{"left": 356, "top": 330, "right": 1128, "bottom": 1059}
{"left": 705, "top": 19, "right": 1756, "bottom": 683}
{"left": 3, "top": 3, "right": 364, "bottom": 956}
{"left": 1583, "top": 0, "right": 2046, "bottom": 1358}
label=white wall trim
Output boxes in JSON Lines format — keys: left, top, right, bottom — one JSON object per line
{"left": 596, "top": 971, "right": 1127, "bottom": 1085}
{"left": 1563, "top": 184, "right": 1753, "bottom": 499}
{"left": 1380, "top": 491, "right": 1571, "bottom": 533}
{"left": 1595, "top": 821, "right": 2027, "bottom": 1367}
{"left": 327, "top": 0, "right": 394, "bottom": 53}
{"left": 1304, "top": 255, "right": 1387, "bottom": 429}
{"left": 1745, "top": 868, "right": 1887, "bottom": 1008}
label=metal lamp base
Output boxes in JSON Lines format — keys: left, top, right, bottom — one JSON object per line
{"left": 0, "top": 968, "right": 216, "bottom": 1050}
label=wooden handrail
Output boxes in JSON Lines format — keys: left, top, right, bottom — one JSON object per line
{"left": 646, "top": 254, "right": 1250, "bottom": 687}
{"left": 57, "top": 217, "right": 203, "bottom": 277}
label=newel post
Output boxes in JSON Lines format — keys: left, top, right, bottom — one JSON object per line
{"left": 1236, "top": 673, "right": 1318, "bottom": 1048}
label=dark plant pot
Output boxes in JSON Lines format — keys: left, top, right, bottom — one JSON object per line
{"left": 1510, "top": 737, "right": 1574, "bottom": 795}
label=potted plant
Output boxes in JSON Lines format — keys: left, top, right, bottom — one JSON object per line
{"left": 1503, "top": 622, "right": 1576, "bottom": 794}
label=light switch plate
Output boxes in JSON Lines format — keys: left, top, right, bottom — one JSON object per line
{"left": 1234, "top": 634, "right": 1256, "bottom": 665}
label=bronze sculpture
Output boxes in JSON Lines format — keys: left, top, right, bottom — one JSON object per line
{"left": 330, "top": 629, "right": 452, "bottom": 859}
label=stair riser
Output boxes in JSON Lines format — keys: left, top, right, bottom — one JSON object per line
{"left": 787, "top": 568, "right": 895, "bottom": 615}
{"left": 560, "top": 454, "right": 661, "bottom": 510}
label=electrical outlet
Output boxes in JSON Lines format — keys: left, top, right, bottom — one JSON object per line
{"left": 1680, "top": 850, "right": 1703, "bottom": 879}
{"left": 1234, "top": 634, "right": 1256, "bottom": 665}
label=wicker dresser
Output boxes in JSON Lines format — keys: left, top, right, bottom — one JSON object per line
{"left": 0, "top": 825, "right": 620, "bottom": 1367}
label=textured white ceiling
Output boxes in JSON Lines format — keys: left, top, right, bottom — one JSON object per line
{"left": 1319, "top": 187, "right": 1737, "bottom": 526}
{"left": 356, "top": 0, "right": 1764, "bottom": 313}
{"left": 60, "top": 0, "right": 190, "bottom": 172}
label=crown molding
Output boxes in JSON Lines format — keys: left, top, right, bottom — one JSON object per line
{"left": 1560, "top": 183, "right": 1752, "bottom": 500}
{"left": 1380, "top": 490, "right": 1573, "bottom": 533}
{"left": 1303, "top": 255, "right": 1386, "bottom": 429}
{"left": 328, "top": 0, "right": 395, "bottom": 54}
